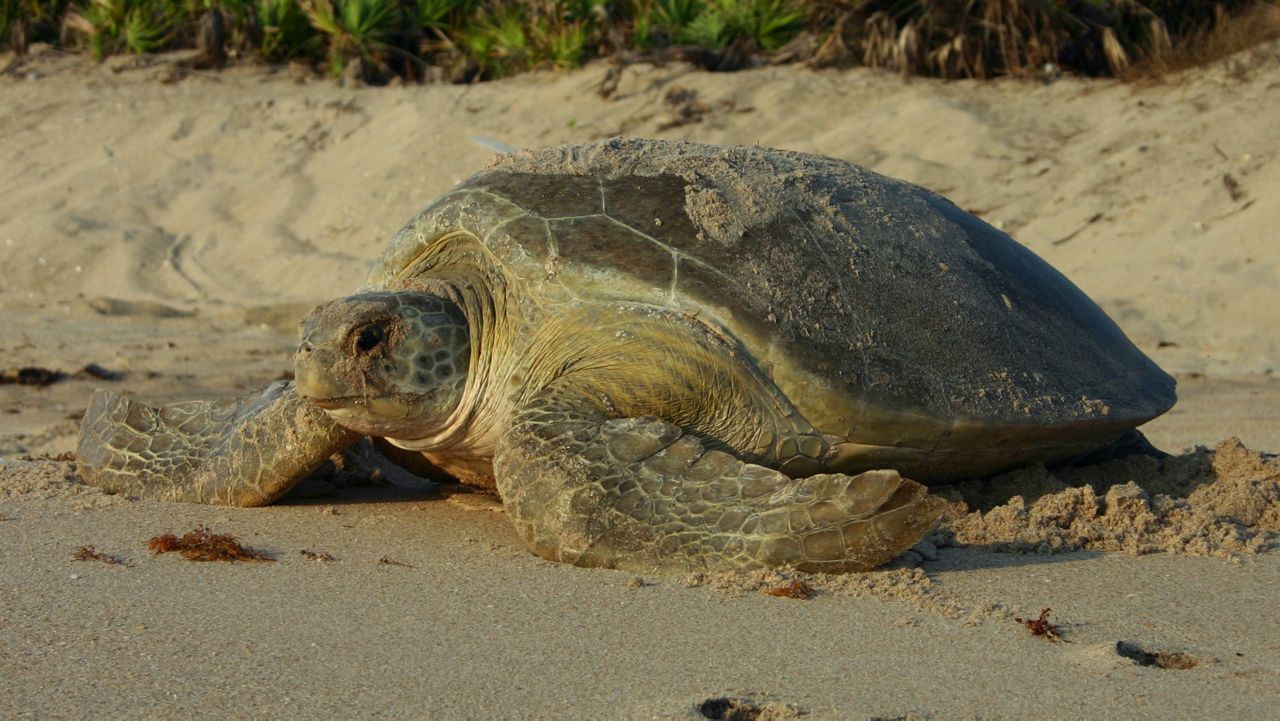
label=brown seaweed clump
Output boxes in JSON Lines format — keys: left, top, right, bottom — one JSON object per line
{"left": 147, "top": 526, "right": 274, "bottom": 562}
{"left": 763, "top": 580, "right": 815, "bottom": 599}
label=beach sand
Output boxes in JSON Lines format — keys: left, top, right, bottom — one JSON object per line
{"left": 2, "top": 44, "right": 1278, "bottom": 718}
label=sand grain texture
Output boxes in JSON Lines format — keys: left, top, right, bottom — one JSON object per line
{"left": 2, "top": 44, "right": 1280, "bottom": 719}
{"left": 942, "top": 438, "right": 1280, "bottom": 559}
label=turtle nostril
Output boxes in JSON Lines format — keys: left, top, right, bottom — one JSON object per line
{"left": 355, "top": 324, "right": 386, "bottom": 353}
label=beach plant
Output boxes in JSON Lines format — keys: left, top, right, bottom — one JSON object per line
{"left": 121, "top": 0, "right": 168, "bottom": 52}
{"left": 410, "top": 0, "right": 477, "bottom": 78}
{"left": 679, "top": 4, "right": 723, "bottom": 47}
{"left": 416, "top": 0, "right": 465, "bottom": 31}
{"left": 3, "top": 0, "right": 69, "bottom": 52}
{"left": 523, "top": 1, "right": 598, "bottom": 70}
{"left": 417, "top": 0, "right": 481, "bottom": 52}
{"left": 8, "top": 0, "right": 1280, "bottom": 80}
{"left": 216, "top": 0, "right": 256, "bottom": 43}
{"left": 62, "top": 0, "right": 177, "bottom": 58}
{"left": 628, "top": 0, "right": 654, "bottom": 47}
{"left": 835, "top": 0, "right": 1075, "bottom": 78}
{"left": 712, "top": 0, "right": 806, "bottom": 51}
{"left": 459, "top": 4, "right": 527, "bottom": 77}
{"left": 299, "top": 0, "right": 398, "bottom": 76}
{"left": 256, "top": 0, "right": 317, "bottom": 61}
{"left": 663, "top": 0, "right": 804, "bottom": 68}
{"left": 456, "top": 1, "right": 597, "bottom": 78}
{"left": 171, "top": 0, "right": 257, "bottom": 66}
{"left": 532, "top": 14, "right": 588, "bottom": 67}
{"left": 633, "top": 0, "right": 806, "bottom": 56}
{"left": 416, "top": 0, "right": 480, "bottom": 44}
{"left": 656, "top": 0, "right": 699, "bottom": 30}
{"left": 626, "top": 0, "right": 700, "bottom": 48}
{"left": 1125, "top": 0, "right": 1280, "bottom": 77}
{"left": 804, "top": 0, "right": 1279, "bottom": 78}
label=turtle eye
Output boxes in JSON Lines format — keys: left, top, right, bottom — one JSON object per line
{"left": 354, "top": 324, "right": 386, "bottom": 353}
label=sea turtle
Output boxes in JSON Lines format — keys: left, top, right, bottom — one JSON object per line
{"left": 77, "top": 139, "right": 1176, "bottom": 573}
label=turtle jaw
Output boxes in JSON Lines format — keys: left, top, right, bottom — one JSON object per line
{"left": 294, "top": 379, "right": 429, "bottom": 437}
{"left": 314, "top": 397, "right": 420, "bottom": 434}
{"left": 293, "top": 359, "right": 346, "bottom": 409}
{"left": 309, "top": 396, "right": 348, "bottom": 411}
{"left": 304, "top": 394, "right": 400, "bottom": 416}
{"left": 293, "top": 341, "right": 427, "bottom": 435}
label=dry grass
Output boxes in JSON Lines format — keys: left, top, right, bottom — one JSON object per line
{"left": 1125, "top": 3, "right": 1280, "bottom": 81}
{"left": 800, "top": 0, "right": 1280, "bottom": 80}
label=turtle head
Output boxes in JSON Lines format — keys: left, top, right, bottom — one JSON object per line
{"left": 294, "top": 291, "right": 470, "bottom": 438}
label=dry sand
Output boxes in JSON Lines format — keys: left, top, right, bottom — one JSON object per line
{"left": 2, "top": 44, "right": 1280, "bottom": 719}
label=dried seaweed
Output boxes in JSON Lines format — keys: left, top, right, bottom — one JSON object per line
{"left": 147, "top": 526, "right": 274, "bottom": 562}
{"left": 763, "top": 580, "right": 815, "bottom": 599}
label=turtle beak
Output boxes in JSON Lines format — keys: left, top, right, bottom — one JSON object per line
{"left": 294, "top": 343, "right": 344, "bottom": 406}
{"left": 295, "top": 299, "right": 354, "bottom": 405}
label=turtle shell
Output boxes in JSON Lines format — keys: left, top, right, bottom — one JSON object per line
{"left": 364, "top": 139, "right": 1174, "bottom": 462}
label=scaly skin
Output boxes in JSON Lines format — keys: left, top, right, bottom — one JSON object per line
{"left": 77, "top": 382, "right": 358, "bottom": 506}
{"left": 496, "top": 381, "right": 945, "bottom": 573}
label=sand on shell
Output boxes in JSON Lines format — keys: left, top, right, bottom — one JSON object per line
{"left": 3, "top": 43, "right": 1280, "bottom": 719}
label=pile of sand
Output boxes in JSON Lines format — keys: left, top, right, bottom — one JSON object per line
{"left": 0, "top": 457, "right": 124, "bottom": 509}
{"left": 663, "top": 439, "right": 1279, "bottom": 621}
{"left": 939, "top": 438, "right": 1280, "bottom": 558}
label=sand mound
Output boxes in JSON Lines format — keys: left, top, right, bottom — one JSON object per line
{"left": 0, "top": 458, "right": 125, "bottom": 509}
{"left": 940, "top": 438, "right": 1279, "bottom": 559}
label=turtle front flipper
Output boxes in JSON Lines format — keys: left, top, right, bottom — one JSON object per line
{"left": 495, "top": 385, "right": 946, "bottom": 573}
{"left": 77, "top": 381, "right": 360, "bottom": 506}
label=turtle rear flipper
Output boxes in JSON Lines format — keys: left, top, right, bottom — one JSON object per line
{"left": 77, "top": 382, "right": 359, "bottom": 506}
{"left": 495, "top": 384, "right": 946, "bottom": 573}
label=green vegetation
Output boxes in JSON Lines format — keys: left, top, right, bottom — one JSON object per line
{"left": 3, "top": 0, "right": 1278, "bottom": 82}
{"left": 300, "top": 0, "right": 399, "bottom": 76}
{"left": 257, "top": 0, "right": 316, "bottom": 61}
{"left": 457, "top": 1, "right": 598, "bottom": 79}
